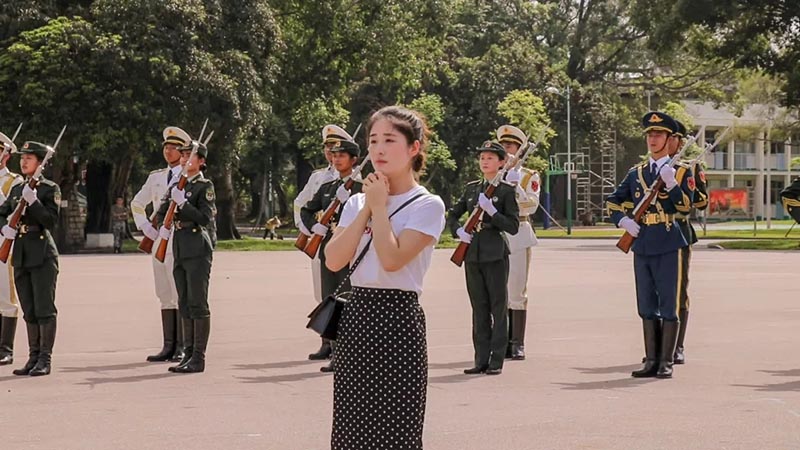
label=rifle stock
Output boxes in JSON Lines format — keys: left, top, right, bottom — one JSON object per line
{"left": 137, "top": 217, "right": 159, "bottom": 254}
{"left": 295, "top": 233, "right": 310, "bottom": 251}
{"left": 299, "top": 175, "right": 360, "bottom": 259}
{"left": 0, "top": 178, "right": 40, "bottom": 263}
{"left": 154, "top": 175, "right": 188, "bottom": 263}
{"left": 614, "top": 178, "right": 665, "bottom": 253}
{"left": 450, "top": 183, "right": 500, "bottom": 266}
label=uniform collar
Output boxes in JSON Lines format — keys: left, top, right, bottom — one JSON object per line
{"left": 648, "top": 155, "right": 670, "bottom": 169}
{"left": 187, "top": 172, "right": 203, "bottom": 182}
{"left": 169, "top": 165, "right": 182, "bottom": 177}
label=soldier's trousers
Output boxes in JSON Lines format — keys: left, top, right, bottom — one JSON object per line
{"left": 320, "top": 257, "right": 350, "bottom": 300}
{"left": 312, "top": 257, "right": 323, "bottom": 304}
{"left": 633, "top": 249, "right": 683, "bottom": 321}
{"left": 173, "top": 254, "right": 212, "bottom": 320}
{"left": 112, "top": 222, "right": 125, "bottom": 249}
{"left": 152, "top": 237, "right": 179, "bottom": 310}
{"left": 0, "top": 246, "right": 18, "bottom": 317}
{"left": 465, "top": 258, "right": 509, "bottom": 369}
{"left": 678, "top": 246, "right": 691, "bottom": 312}
{"left": 14, "top": 257, "right": 59, "bottom": 324}
{"left": 507, "top": 247, "right": 532, "bottom": 311}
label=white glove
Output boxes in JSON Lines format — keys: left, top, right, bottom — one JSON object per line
{"left": 159, "top": 226, "right": 171, "bottom": 240}
{"left": 618, "top": 217, "right": 640, "bottom": 237}
{"left": 171, "top": 187, "right": 187, "bottom": 207}
{"left": 1, "top": 225, "right": 16, "bottom": 239}
{"left": 478, "top": 193, "right": 497, "bottom": 216}
{"left": 456, "top": 226, "right": 472, "bottom": 244}
{"left": 335, "top": 185, "right": 350, "bottom": 203}
{"left": 311, "top": 223, "right": 328, "bottom": 236}
{"left": 659, "top": 165, "right": 678, "bottom": 190}
{"left": 505, "top": 168, "right": 521, "bottom": 184}
{"left": 22, "top": 185, "right": 38, "bottom": 204}
{"left": 141, "top": 222, "right": 159, "bottom": 241}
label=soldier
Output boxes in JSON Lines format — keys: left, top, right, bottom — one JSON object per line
{"left": 262, "top": 216, "right": 282, "bottom": 240}
{"left": 131, "top": 127, "right": 190, "bottom": 363}
{"left": 300, "top": 139, "right": 362, "bottom": 373}
{"left": 0, "top": 132, "right": 24, "bottom": 366}
{"left": 110, "top": 196, "right": 128, "bottom": 254}
{"left": 294, "top": 125, "right": 350, "bottom": 361}
{"left": 0, "top": 142, "right": 60, "bottom": 376}
{"left": 448, "top": 141, "right": 519, "bottom": 375}
{"left": 496, "top": 125, "right": 541, "bottom": 360}
{"left": 156, "top": 141, "right": 216, "bottom": 374}
{"left": 668, "top": 120, "right": 708, "bottom": 364}
{"left": 780, "top": 178, "right": 800, "bottom": 223}
{"left": 606, "top": 112, "right": 694, "bottom": 379}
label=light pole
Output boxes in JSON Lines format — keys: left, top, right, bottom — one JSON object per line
{"left": 546, "top": 85, "right": 572, "bottom": 234}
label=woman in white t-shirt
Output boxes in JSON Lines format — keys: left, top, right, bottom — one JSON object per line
{"left": 325, "top": 106, "right": 445, "bottom": 450}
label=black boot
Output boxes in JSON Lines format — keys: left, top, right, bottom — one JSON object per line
{"left": 147, "top": 309, "right": 177, "bottom": 362}
{"left": 463, "top": 366, "right": 487, "bottom": 375}
{"left": 641, "top": 319, "right": 662, "bottom": 363}
{"left": 308, "top": 338, "right": 332, "bottom": 360}
{"left": 175, "top": 317, "right": 209, "bottom": 373}
{"left": 0, "top": 316, "right": 17, "bottom": 365}
{"left": 13, "top": 322, "right": 39, "bottom": 376}
{"left": 510, "top": 310, "right": 527, "bottom": 361}
{"left": 631, "top": 319, "right": 659, "bottom": 378}
{"left": 674, "top": 310, "right": 688, "bottom": 364}
{"left": 657, "top": 320, "right": 679, "bottom": 378}
{"left": 320, "top": 341, "right": 335, "bottom": 373}
{"left": 170, "top": 311, "right": 185, "bottom": 362}
{"left": 169, "top": 317, "right": 194, "bottom": 372}
{"left": 29, "top": 319, "right": 56, "bottom": 377}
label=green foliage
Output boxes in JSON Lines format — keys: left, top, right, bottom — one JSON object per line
{"left": 291, "top": 96, "right": 350, "bottom": 161}
{"left": 497, "top": 90, "right": 556, "bottom": 150}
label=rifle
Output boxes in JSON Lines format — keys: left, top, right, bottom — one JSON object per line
{"left": 295, "top": 123, "right": 363, "bottom": 253}
{"left": 450, "top": 140, "right": 537, "bottom": 267}
{"left": 301, "top": 154, "right": 371, "bottom": 259}
{"left": 616, "top": 126, "right": 730, "bottom": 253}
{"left": 154, "top": 130, "right": 214, "bottom": 263}
{"left": 0, "top": 126, "right": 65, "bottom": 263}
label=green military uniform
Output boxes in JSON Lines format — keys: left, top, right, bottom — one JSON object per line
{"left": 447, "top": 141, "right": 519, "bottom": 375}
{"left": 299, "top": 139, "right": 361, "bottom": 373}
{"left": 0, "top": 142, "right": 60, "bottom": 377}
{"left": 156, "top": 142, "right": 216, "bottom": 374}
{"left": 672, "top": 120, "right": 709, "bottom": 365}
{"left": 780, "top": 177, "right": 800, "bottom": 223}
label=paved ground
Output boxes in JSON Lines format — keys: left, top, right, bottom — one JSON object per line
{"left": 2, "top": 240, "right": 800, "bottom": 449}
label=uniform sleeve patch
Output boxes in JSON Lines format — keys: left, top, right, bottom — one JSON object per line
{"left": 206, "top": 187, "right": 215, "bottom": 202}
{"left": 530, "top": 180, "right": 539, "bottom": 192}
{"left": 687, "top": 177, "right": 696, "bottom": 191}
{"left": 699, "top": 171, "right": 706, "bottom": 183}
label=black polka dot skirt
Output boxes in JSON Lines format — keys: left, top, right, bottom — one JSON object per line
{"left": 332, "top": 286, "right": 428, "bottom": 450}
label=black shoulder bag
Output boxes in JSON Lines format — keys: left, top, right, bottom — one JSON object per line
{"left": 306, "top": 192, "right": 425, "bottom": 340}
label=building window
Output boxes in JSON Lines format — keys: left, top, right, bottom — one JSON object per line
{"left": 734, "top": 141, "right": 756, "bottom": 170}
{"left": 768, "top": 141, "right": 787, "bottom": 170}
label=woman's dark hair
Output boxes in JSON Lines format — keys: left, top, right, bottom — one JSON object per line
{"left": 366, "top": 106, "right": 430, "bottom": 173}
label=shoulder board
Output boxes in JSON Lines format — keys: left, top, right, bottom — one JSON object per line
{"left": 38, "top": 179, "right": 58, "bottom": 187}
{"left": 675, "top": 160, "right": 690, "bottom": 168}
{"left": 467, "top": 180, "right": 482, "bottom": 186}
{"left": 149, "top": 168, "right": 168, "bottom": 175}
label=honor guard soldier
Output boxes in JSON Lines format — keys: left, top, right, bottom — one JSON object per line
{"left": 606, "top": 112, "right": 694, "bottom": 379}
{"left": 300, "top": 139, "right": 362, "bottom": 373}
{"left": 668, "top": 120, "right": 708, "bottom": 364}
{"left": 0, "top": 132, "right": 24, "bottom": 365}
{"left": 294, "top": 124, "right": 349, "bottom": 361}
{"left": 156, "top": 140, "right": 216, "bottom": 373}
{"left": 447, "top": 141, "right": 519, "bottom": 375}
{"left": 0, "top": 142, "right": 60, "bottom": 376}
{"left": 131, "top": 127, "right": 189, "bottom": 363}
{"left": 497, "top": 125, "right": 541, "bottom": 360}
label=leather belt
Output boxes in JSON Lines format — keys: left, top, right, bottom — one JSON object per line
{"left": 642, "top": 213, "right": 675, "bottom": 226}
{"left": 18, "top": 224, "right": 43, "bottom": 234}
{"left": 518, "top": 216, "right": 529, "bottom": 222}
{"left": 175, "top": 221, "right": 200, "bottom": 230}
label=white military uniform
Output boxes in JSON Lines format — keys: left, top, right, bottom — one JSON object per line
{"left": 131, "top": 128, "right": 189, "bottom": 309}
{"left": 294, "top": 124, "right": 353, "bottom": 303}
{"left": 0, "top": 164, "right": 23, "bottom": 318}
{"left": 498, "top": 126, "right": 541, "bottom": 310}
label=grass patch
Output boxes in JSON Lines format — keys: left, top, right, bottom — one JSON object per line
{"left": 215, "top": 237, "right": 298, "bottom": 251}
{"left": 712, "top": 240, "right": 800, "bottom": 250}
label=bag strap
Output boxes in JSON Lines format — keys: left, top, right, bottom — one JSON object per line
{"left": 332, "top": 192, "right": 426, "bottom": 296}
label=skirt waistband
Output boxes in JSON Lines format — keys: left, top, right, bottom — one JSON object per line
{"left": 351, "top": 286, "right": 419, "bottom": 300}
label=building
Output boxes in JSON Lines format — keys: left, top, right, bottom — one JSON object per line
{"left": 684, "top": 101, "right": 799, "bottom": 219}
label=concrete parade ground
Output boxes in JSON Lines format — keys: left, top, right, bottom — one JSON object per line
{"left": 2, "top": 240, "right": 800, "bottom": 450}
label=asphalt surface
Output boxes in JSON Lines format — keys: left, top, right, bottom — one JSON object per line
{"left": 2, "top": 240, "right": 799, "bottom": 449}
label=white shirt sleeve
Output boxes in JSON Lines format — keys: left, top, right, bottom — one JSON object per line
{"left": 337, "top": 193, "right": 364, "bottom": 230}
{"left": 131, "top": 173, "right": 154, "bottom": 230}
{"left": 401, "top": 195, "right": 446, "bottom": 241}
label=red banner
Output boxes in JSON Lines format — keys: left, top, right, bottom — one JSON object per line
{"left": 708, "top": 189, "right": 749, "bottom": 217}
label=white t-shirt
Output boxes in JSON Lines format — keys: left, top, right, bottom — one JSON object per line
{"left": 337, "top": 185, "right": 445, "bottom": 295}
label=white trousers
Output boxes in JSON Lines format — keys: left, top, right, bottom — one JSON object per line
{"left": 507, "top": 247, "right": 532, "bottom": 311}
{"left": 312, "top": 257, "right": 322, "bottom": 303}
{"left": 0, "top": 244, "right": 17, "bottom": 317}
{"left": 152, "top": 237, "right": 179, "bottom": 310}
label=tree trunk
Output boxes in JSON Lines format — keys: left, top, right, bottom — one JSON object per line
{"left": 272, "top": 174, "right": 287, "bottom": 218}
{"left": 85, "top": 160, "right": 112, "bottom": 233}
{"left": 215, "top": 161, "right": 240, "bottom": 240}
